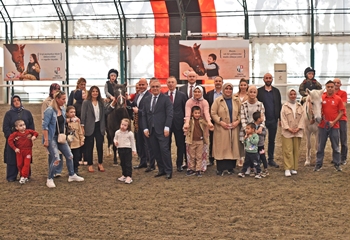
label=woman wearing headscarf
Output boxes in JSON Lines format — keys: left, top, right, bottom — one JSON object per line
{"left": 2, "top": 95, "right": 35, "bottom": 182}
{"left": 280, "top": 88, "right": 304, "bottom": 177}
{"left": 211, "top": 83, "right": 241, "bottom": 175}
{"left": 183, "top": 86, "right": 213, "bottom": 172}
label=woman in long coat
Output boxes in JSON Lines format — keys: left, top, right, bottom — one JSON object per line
{"left": 3, "top": 95, "right": 35, "bottom": 182}
{"left": 211, "top": 83, "right": 241, "bottom": 175}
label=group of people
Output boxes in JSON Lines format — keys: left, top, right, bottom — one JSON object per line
{"left": 2, "top": 67, "right": 348, "bottom": 186}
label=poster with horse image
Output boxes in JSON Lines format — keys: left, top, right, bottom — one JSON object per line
{"left": 3, "top": 43, "right": 65, "bottom": 81}
{"left": 179, "top": 40, "right": 249, "bottom": 80}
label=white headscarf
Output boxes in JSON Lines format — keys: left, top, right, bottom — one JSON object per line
{"left": 192, "top": 85, "right": 204, "bottom": 101}
{"left": 287, "top": 88, "right": 297, "bottom": 104}
{"left": 286, "top": 88, "right": 297, "bottom": 117}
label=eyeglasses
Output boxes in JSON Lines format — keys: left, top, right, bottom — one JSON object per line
{"left": 265, "top": 77, "right": 272, "bottom": 79}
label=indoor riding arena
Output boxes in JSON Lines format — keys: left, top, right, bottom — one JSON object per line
{"left": 1, "top": 1, "right": 350, "bottom": 239}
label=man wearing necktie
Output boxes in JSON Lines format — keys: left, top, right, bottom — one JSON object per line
{"left": 142, "top": 80, "right": 173, "bottom": 179}
{"left": 178, "top": 71, "right": 206, "bottom": 99}
{"left": 132, "top": 78, "right": 154, "bottom": 170}
{"left": 167, "top": 76, "right": 187, "bottom": 172}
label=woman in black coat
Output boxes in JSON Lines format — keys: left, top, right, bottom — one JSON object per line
{"left": 2, "top": 95, "right": 35, "bottom": 182}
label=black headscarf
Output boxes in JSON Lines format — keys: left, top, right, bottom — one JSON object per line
{"left": 10, "top": 95, "right": 24, "bottom": 113}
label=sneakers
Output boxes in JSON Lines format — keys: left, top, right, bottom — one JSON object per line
{"left": 245, "top": 167, "right": 251, "bottom": 175}
{"left": 341, "top": 161, "right": 347, "bottom": 165}
{"left": 227, "top": 169, "right": 234, "bottom": 175}
{"left": 196, "top": 171, "right": 202, "bottom": 177}
{"left": 54, "top": 173, "right": 62, "bottom": 178}
{"left": 68, "top": 174, "right": 85, "bottom": 182}
{"left": 216, "top": 171, "right": 224, "bottom": 176}
{"left": 125, "top": 177, "right": 133, "bottom": 184}
{"left": 186, "top": 170, "right": 196, "bottom": 176}
{"left": 285, "top": 170, "right": 291, "bottom": 177}
{"left": 46, "top": 178, "right": 56, "bottom": 188}
{"left": 334, "top": 165, "right": 342, "bottom": 172}
{"left": 255, "top": 173, "right": 262, "bottom": 179}
{"left": 291, "top": 170, "right": 298, "bottom": 175}
{"left": 238, "top": 172, "right": 245, "bottom": 178}
{"left": 261, "top": 169, "right": 269, "bottom": 177}
{"left": 117, "top": 176, "right": 126, "bottom": 182}
{"left": 314, "top": 165, "right": 322, "bottom": 172}
{"left": 19, "top": 177, "right": 28, "bottom": 184}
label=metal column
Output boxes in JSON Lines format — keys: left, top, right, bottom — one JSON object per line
{"left": 176, "top": 0, "right": 187, "bottom": 40}
{"left": 52, "top": 0, "right": 69, "bottom": 88}
{"left": 114, "top": 0, "right": 127, "bottom": 84}
{"left": 310, "top": 0, "right": 315, "bottom": 68}
{"left": 0, "top": 0, "right": 13, "bottom": 102}
{"left": 238, "top": 0, "right": 249, "bottom": 40}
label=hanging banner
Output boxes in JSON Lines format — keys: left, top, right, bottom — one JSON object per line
{"left": 3, "top": 43, "right": 65, "bottom": 81}
{"left": 179, "top": 39, "right": 249, "bottom": 80}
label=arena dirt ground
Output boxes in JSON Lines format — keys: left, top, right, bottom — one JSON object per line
{"left": 1, "top": 104, "right": 350, "bottom": 239}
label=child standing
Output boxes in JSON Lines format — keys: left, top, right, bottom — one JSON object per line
{"left": 253, "top": 111, "right": 269, "bottom": 177}
{"left": 7, "top": 119, "right": 39, "bottom": 184}
{"left": 114, "top": 118, "right": 136, "bottom": 184}
{"left": 238, "top": 123, "right": 261, "bottom": 179}
{"left": 184, "top": 106, "right": 209, "bottom": 177}
{"left": 66, "top": 106, "right": 85, "bottom": 174}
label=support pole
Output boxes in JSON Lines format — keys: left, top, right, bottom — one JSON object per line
{"left": 310, "top": 0, "right": 315, "bottom": 68}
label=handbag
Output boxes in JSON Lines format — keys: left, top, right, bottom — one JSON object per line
{"left": 56, "top": 116, "right": 67, "bottom": 144}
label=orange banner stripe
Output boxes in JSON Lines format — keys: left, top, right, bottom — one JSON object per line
{"left": 150, "top": 0, "right": 169, "bottom": 84}
{"left": 198, "top": 0, "right": 217, "bottom": 40}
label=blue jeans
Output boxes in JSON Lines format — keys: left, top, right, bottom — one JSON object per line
{"left": 316, "top": 127, "right": 340, "bottom": 167}
{"left": 265, "top": 119, "right": 278, "bottom": 162}
{"left": 339, "top": 120, "right": 348, "bottom": 162}
{"left": 47, "top": 136, "right": 74, "bottom": 179}
{"left": 47, "top": 154, "right": 63, "bottom": 175}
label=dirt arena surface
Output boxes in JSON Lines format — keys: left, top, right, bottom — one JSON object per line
{"left": 1, "top": 103, "right": 350, "bottom": 239}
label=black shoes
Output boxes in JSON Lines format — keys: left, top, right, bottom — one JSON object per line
{"left": 154, "top": 172, "right": 166, "bottom": 177}
{"left": 134, "top": 165, "right": 147, "bottom": 169}
{"left": 177, "top": 166, "right": 183, "bottom": 172}
{"left": 145, "top": 167, "right": 155, "bottom": 172}
{"left": 166, "top": 173, "right": 172, "bottom": 179}
{"left": 268, "top": 161, "right": 279, "bottom": 168}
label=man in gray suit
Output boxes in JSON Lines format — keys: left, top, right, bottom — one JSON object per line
{"left": 142, "top": 80, "right": 174, "bottom": 179}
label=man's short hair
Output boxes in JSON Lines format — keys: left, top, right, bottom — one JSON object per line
{"left": 326, "top": 80, "right": 334, "bottom": 85}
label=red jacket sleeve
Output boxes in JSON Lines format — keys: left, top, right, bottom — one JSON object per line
{"left": 7, "top": 132, "right": 18, "bottom": 151}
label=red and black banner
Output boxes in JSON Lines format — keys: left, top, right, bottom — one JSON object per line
{"left": 150, "top": 0, "right": 217, "bottom": 85}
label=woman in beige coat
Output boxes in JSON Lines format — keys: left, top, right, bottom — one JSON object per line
{"left": 211, "top": 83, "right": 241, "bottom": 175}
{"left": 281, "top": 88, "right": 305, "bottom": 177}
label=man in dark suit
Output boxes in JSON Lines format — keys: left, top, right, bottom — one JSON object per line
{"left": 132, "top": 78, "right": 154, "bottom": 170}
{"left": 166, "top": 76, "right": 187, "bottom": 172}
{"left": 257, "top": 73, "right": 282, "bottom": 168}
{"left": 178, "top": 71, "right": 206, "bottom": 99}
{"left": 204, "top": 76, "right": 223, "bottom": 166}
{"left": 142, "top": 80, "right": 173, "bottom": 179}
